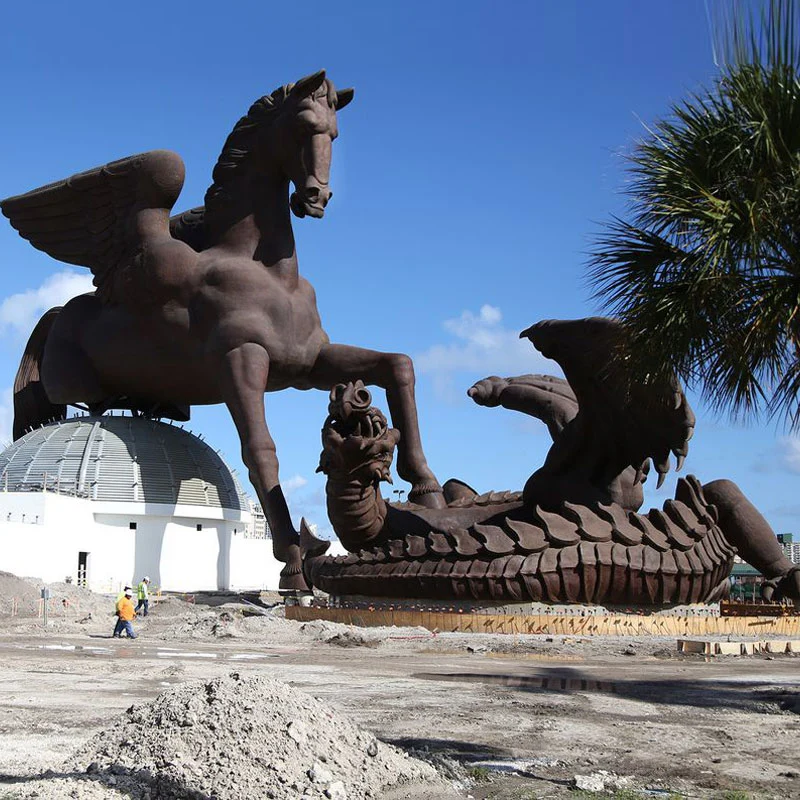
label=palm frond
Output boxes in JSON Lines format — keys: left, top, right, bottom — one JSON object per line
{"left": 589, "top": 0, "right": 800, "bottom": 427}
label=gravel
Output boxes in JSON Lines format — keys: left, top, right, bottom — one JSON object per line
{"left": 67, "top": 672, "right": 441, "bottom": 799}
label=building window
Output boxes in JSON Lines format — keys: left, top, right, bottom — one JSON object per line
{"left": 129, "top": 522, "right": 137, "bottom": 530}
{"left": 196, "top": 523, "right": 203, "bottom": 531}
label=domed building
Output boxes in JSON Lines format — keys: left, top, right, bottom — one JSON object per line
{"left": 0, "top": 415, "right": 281, "bottom": 593}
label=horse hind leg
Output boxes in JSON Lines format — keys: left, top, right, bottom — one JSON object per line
{"left": 14, "top": 305, "right": 104, "bottom": 439}
{"left": 40, "top": 326, "right": 107, "bottom": 408}
{"left": 13, "top": 308, "right": 68, "bottom": 439}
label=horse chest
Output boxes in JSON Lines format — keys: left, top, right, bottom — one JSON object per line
{"left": 199, "top": 270, "right": 327, "bottom": 367}
{"left": 263, "top": 291, "right": 325, "bottom": 358}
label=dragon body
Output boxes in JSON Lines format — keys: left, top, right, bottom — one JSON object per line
{"left": 304, "top": 319, "right": 800, "bottom": 606}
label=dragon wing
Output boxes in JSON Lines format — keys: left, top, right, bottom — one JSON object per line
{"left": 1, "top": 150, "right": 185, "bottom": 303}
{"left": 520, "top": 317, "right": 695, "bottom": 489}
{"left": 468, "top": 373, "right": 578, "bottom": 441}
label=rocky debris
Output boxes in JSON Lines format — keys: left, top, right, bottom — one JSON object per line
{"left": 572, "top": 770, "right": 633, "bottom": 792}
{"left": 297, "top": 619, "right": 431, "bottom": 647}
{"left": 299, "top": 619, "right": 385, "bottom": 647}
{"left": 69, "top": 672, "right": 440, "bottom": 799}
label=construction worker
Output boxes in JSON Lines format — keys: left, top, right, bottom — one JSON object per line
{"left": 135, "top": 576, "right": 151, "bottom": 617}
{"left": 113, "top": 589, "right": 137, "bottom": 639}
{"left": 115, "top": 585, "right": 133, "bottom": 614}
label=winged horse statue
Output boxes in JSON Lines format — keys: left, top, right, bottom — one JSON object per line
{"left": 1, "top": 71, "right": 445, "bottom": 590}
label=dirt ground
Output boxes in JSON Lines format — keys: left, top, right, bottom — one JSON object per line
{"left": 0, "top": 577, "right": 798, "bottom": 799}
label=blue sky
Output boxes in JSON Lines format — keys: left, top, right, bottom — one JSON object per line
{"left": 1, "top": 1, "right": 797, "bottom": 540}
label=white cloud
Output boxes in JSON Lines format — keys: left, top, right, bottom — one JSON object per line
{"left": 778, "top": 436, "right": 800, "bottom": 474}
{"left": 0, "top": 270, "right": 94, "bottom": 338}
{"left": 415, "top": 305, "right": 556, "bottom": 399}
{"left": 283, "top": 474, "right": 309, "bottom": 493}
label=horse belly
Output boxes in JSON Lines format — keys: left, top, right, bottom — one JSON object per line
{"left": 78, "top": 308, "right": 217, "bottom": 405}
{"left": 265, "top": 327, "right": 330, "bottom": 390}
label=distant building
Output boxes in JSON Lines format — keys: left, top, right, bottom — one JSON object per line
{"left": 0, "top": 415, "right": 282, "bottom": 593}
{"left": 247, "top": 501, "right": 269, "bottom": 539}
{"left": 778, "top": 533, "right": 800, "bottom": 565}
{"left": 729, "top": 563, "right": 764, "bottom": 601}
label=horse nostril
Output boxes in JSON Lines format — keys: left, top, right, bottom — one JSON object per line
{"left": 305, "top": 187, "right": 320, "bottom": 202}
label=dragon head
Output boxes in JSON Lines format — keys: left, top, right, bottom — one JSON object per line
{"left": 317, "top": 381, "right": 400, "bottom": 485}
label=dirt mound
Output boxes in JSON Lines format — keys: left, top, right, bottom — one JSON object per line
{"left": 0, "top": 571, "right": 112, "bottom": 621}
{"left": 70, "top": 673, "right": 440, "bottom": 799}
{"left": 0, "top": 570, "right": 42, "bottom": 615}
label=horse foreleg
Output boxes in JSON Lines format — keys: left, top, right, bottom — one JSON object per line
{"left": 308, "top": 343, "right": 445, "bottom": 508}
{"left": 219, "top": 343, "right": 306, "bottom": 591}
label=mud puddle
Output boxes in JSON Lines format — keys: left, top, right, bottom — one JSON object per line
{"left": 412, "top": 670, "right": 617, "bottom": 693}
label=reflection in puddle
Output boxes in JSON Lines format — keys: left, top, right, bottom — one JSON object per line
{"left": 34, "top": 644, "right": 113, "bottom": 655}
{"left": 412, "top": 672, "right": 617, "bottom": 693}
{"left": 154, "top": 650, "right": 216, "bottom": 659}
{"left": 229, "top": 653, "right": 269, "bottom": 661}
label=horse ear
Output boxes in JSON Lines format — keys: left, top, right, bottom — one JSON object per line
{"left": 335, "top": 88, "right": 354, "bottom": 110}
{"left": 292, "top": 70, "right": 327, "bottom": 99}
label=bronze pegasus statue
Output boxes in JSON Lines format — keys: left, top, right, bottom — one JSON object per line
{"left": 2, "top": 70, "right": 445, "bottom": 592}
{"left": 303, "top": 318, "right": 800, "bottom": 606}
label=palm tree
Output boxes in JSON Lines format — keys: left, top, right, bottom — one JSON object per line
{"left": 588, "top": 0, "right": 800, "bottom": 427}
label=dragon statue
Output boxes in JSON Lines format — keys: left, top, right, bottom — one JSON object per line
{"left": 302, "top": 318, "right": 800, "bottom": 606}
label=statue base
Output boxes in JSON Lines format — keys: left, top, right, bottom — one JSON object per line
{"left": 285, "top": 595, "right": 800, "bottom": 638}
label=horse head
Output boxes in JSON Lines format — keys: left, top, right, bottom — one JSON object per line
{"left": 282, "top": 71, "right": 353, "bottom": 219}
{"left": 205, "top": 70, "right": 354, "bottom": 223}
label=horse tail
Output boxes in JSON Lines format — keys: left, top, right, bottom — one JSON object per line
{"left": 13, "top": 307, "right": 66, "bottom": 441}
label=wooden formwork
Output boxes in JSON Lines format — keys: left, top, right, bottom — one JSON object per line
{"left": 678, "top": 639, "right": 800, "bottom": 655}
{"left": 285, "top": 605, "right": 800, "bottom": 637}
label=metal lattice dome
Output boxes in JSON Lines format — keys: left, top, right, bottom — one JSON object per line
{"left": 0, "top": 415, "right": 249, "bottom": 510}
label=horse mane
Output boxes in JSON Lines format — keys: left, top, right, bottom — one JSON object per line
{"left": 204, "top": 84, "right": 292, "bottom": 215}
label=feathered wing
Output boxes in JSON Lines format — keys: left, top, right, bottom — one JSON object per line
{"left": 520, "top": 317, "right": 695, "bottom": 490}
{"left": 1, "top": 150, "right": 185, "bottom": 304}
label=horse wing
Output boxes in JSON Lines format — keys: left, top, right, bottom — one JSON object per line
{"left": 520, "top": 317, "right": 695, "bottom": 488}
{"left": 1, "top": 150, "right": 185, "bottom": 303}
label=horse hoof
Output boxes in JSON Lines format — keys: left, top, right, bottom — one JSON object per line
{"left": 777, "top": 567, "right": 800, "bottom": 603}
{"left": 279, "top": 566, "right": 310, "bottom": 593}
{"left": 408, "top": 483, "right": 446, "bottom": 509}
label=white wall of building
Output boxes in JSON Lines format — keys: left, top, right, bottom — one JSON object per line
{"left": 0, "top": 491, "right": 279, "bottom": 593}
{"left": 229, "top": 534, "right": 283, "bottom": 590}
